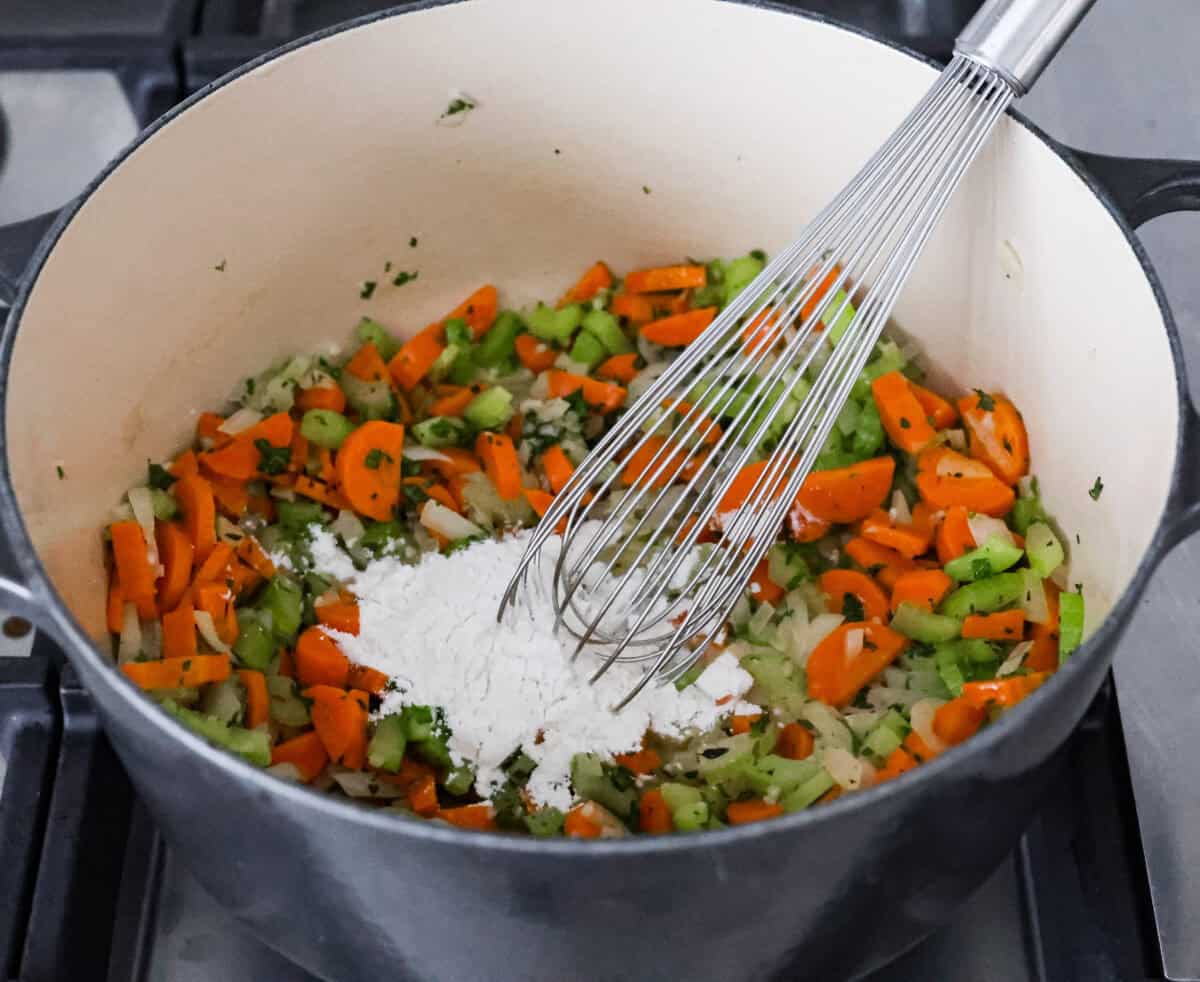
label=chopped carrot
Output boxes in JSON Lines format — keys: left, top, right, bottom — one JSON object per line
{"left": 305, "top": 684, "right": 369, "bottom": 769}
{"left": 106, "top": 571, "right": 124, "bottom": 634}
{"left": 799, "top": 264, "right": 842, "bottom": 322}
{"left": 209, "top": 477, "right": 249, "bottom": 518}
{"left": 741, "top": 307, "right": 780, "bottom": 355}
{"left": 933, "top": 697, "right": 987, "bottom": 746}
{"left": 161, "top": 602, "right": 197, "bottom": 660}
{"left": 523, "top": 488, "right": 554, "bottom": 519}
{"left": 638, "top": 788, "right": 673, "bottom": 834}
{"left": 224, "top": 559, "right": 262, "bottom": 598}
{"left": 962, "top": 609, "right": 1025, "bottom": 641}
{"left": 610, "top": 292, "right": 657, "bottom": 322}
{"left": 439, "top": 803, "right": 498, "bottom": 832}
{"left": 199, "top": 413, "right": 294, "bottom": 482}
{"left": 872, "top": 371, "right": 936, "bottom": 454}
{"left": 388, "top": 327, "right": 445, "bottom": 391}
{"left": 786, "top": 502, "right": 832, "bottom": 543}
{"left": 316, "top": 600, "right": 360, "bottom": 636}
{"left": 545, "top": 370, "right": 627, "bottom": 412}
{"left": 1026, "top": 582, "right": 1061, "bottom": 672}
{"left": 344, "top": 341, "right": 392, "bottom": 383}
{"left": 476, "top": 431, "right": 522, "bottom": 500}
{"left": 916, "top": 447, "right": 1014, "bottom": 517}
{"left": 170, "top": 450, "right": 200, "bottom": 479}
{"left": 109, "top": 521, "right": 157, "bottom": 619}
{"left": 623, "top": 264, "right": 706, "bottom": 294}
{"left": 807, "top": 622, "right": 908, "bottom": 707}
{"left": 749, "top": 558, "right": 785, "bottom": 605}
{"left": 540, "top": 445, "right": 575, "bottom": 494}
{"left": 294, "top": 626, "right": 350, "bottom": 689}
{"left": 726, "top": 799, "right": 784, "bottom": 825}
{"left": 621, "top": 436, "right": 682, "bottom": 489}
{"left": 911, "top": 382, "right": 957, "bottom": 428}
{"left": 936, "top": 505, "right": 975, "bottom": 564}
{"left": 514, "top": 333, "right": 558, "bottom": 373}
{"left": 904, "top": 730, "right": 938, "bottom": 762}
{"left": 564, "top": 803, "right": 604, "bottom": 838}
{"left": 777, "top": 722, "right": 815, "bottom": 760}
{"left": 595, "top": 352, "right": 639, "bottom": 383}
{"left": 238, "top": 669, "right": 269, "bottom": 729}
{"left": 730, "top": 713, "right": 763, "bottom": 735}
{"left": 294, "top": 475, "right": 352, "bottom": 511}
{"left": 195, "top": 582, "right": 239, "bottom": 645}
{"left": 957, "top": 391, "right": 1029, "bottom": 485}
{"left": 889, "top": 569, "right": 953, "bottom": 613}
{"left": 614, "top": 746, "right": 662, "bottom": 774}
{"left": 844, "top": 537, "right": 918, "bottom": 590}
{"left": 445, "top": 284, "right": 499, "bottom": 338}
{"left": 335, "top": 420, "right": 405, "bottom": 521}
{"left": 408, "top": 774, "right": 440, "bottom": 817}
{"left": 288, "top": 430, "right": 309, "bottom": 475}
{"left": 560, "top": 261, "right": 613, "bottom": 306}
{"left": 819, "top": 569, "right": 890, "bottom": 621}
{"left": 247, "top": 491, "right": 274, "bottom": 523}
{"left": 271, "top": 731, "right": 328, "bottom": 783}
{"left": 296, "top": 383, "right": 346, "bottom": 414}
{"left": 191, "top": 541, "right": 234, "bottom": 589}
{"left": 196, "top": 412, "right": 231, "bottom": 449}
{"left": 347, "top": 663, "right": 389, "bottom": 694}
{"left": 235, "top": 535, "right": 276, "bottom": 579}
{"left": 155, "top": 521, "right": 194, "bottom": 613}
{"left": 430, "top": 384, "right": 479, "bottom": 418}
{"left": 794, "top": 456, "right": 896, "bottom": 523}
{"left": 961, "top": 673, "right": 1048, "bottom": 709}
{"left": 122, "top": 653, "right": 231, "bottom": 690}
{"left": 859, "top": 501, "right": 935, "bottom": 559}
{"left": 875, "top": 747, "right": 918, "bottom": 782}
{"left": 277, "top": 648, "right": 295, "bottom": 679}
{"left": 640, "top": 307, "right": 717, "bottom": 346}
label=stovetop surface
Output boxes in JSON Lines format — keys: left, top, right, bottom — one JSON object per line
{"left": 2, "top": 1, "right": 1199, "bottom": 980}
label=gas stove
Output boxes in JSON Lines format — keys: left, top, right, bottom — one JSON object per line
{"left": 1, "top": 2, "right": 1198, "bottom": 980}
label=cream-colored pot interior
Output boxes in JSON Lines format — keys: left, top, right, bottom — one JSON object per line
{"left": 6, "top": 0, "right": 1176, "bottom": 649}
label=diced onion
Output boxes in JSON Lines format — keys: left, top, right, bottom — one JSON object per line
{"left": 331, "top": 768, "right": 406, "bottom": 799}
{"left": 401, "top": 445, "right": 453, "bottom": 463}
{"left": 972, "top": 411, "right": 1009, "bottom": 467}
{"left": 910, "top": 698, "right": 948, "bottom": 755}
{"left": 1050, "top": 565, "right": 1071, "bottom": 591}
{"left": 331, "top": 509, "right": 365, "bottom": 545}
{"left": 140, "top": 618, "right": 162, "bottom": 660}
{"left": 1017, "top": 475, "right": 1037, "bottom": 498}
{"left": 843, "top": 710, "right": 883, "bottom": 738}
{"left": 627, "top": 361, "right": 672, "bottom": 403}
{"left": 866, "top": 685, "right": 922, "bottom": 710}
{"left": 267, "top": 763, "right": 304, "bottom": 783}
{"left": 554, "top": 353, "right": 591, "bottom": 376}
{"left": 800, "top": 702, "right": 853, "bottom": 751}
{"left": 823, "top": 746, "right": 867, "bottom": 790}
{"left": 967, "top": 513, "right": 1013, "bottom": 548}
{"left": 127, "top": 487, "right": 160, "bottom": 569}
{"left": 218, "top": 407, "right": 263, "bottom": 436}
{"left": 843, "top": 627, "right": 865, "bottom": 663}
{"left": 117, "top": 603, "right": 142, "bottom": 664}
{"left": 1018, "top": 568, "right": 1050, "bottom": 625}
{"left": 936, "top": 454, "right": 993, "bottom": 479}
{"left": 194, "top": 610, "right": 231, "bottom": 653}
{"left": 945, "top": 429, "right": 967, "bottom": 451}
{"left": 889, "top": 489, "right": 912, "bottom": 526}
{"left": 216, "top": 515, "right": 246, "bottom": 546}
{"left": 419, "top": 499, "right": 485, "bottom": 541}
{"left": 997, "top": 641, "right": 1033, "bottom": 678}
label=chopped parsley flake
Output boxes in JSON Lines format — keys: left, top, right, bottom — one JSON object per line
{"left": 147, "top": 462, "right": 175, "bottom": 490}
{"left": 642, "top": 185, "right": 652, "bottom": 195}
{"left": 402, "top": 484, "right": 428, "bottom": 506}
{"left": 254, "top": 439, "right": 291, "bottom": 476}
{"left": 360, "top": 281, "right": 377, "bottom": 300}
{"left": 214, "top": 259, "right": 226, "bottom": 272}
{"left": 364, "top": 448, "right": 394, "bottom": 470}
{"left": 441, "top": 96, "right": 476, "bottom": 118}
{"left": 409, "top": 236, "right": 418, "bottom": 248}
{"left": 55, "top": 465, "right": 65, "bottom": 480}
{"left": 384, "top": 261, "right": 392, "bottom": 273}
{"left": 841, "top": 594, "right": 865, "bottom": 622}
{"left": 973, "top": 389, "right": 995, "bottom": 411}
{"left": 393, "top": 270, "right": 418, "bottom": 288}
{"left": 899, "top": 417, "right": 911, "bottom": 429}
{"left": 1088, "top": 476, "right": 1104, "bottom": 501}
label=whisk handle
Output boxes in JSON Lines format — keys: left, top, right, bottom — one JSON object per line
{"left": 955, "top": 0, "right": 1097, "bottom": 94}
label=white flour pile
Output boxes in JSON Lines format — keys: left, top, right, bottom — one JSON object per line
{"left": 307, "top": 528, "right": 754, "bottom": 809}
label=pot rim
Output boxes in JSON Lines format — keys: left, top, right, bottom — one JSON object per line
{"left": 0, "top": 0, "right": 1187, "bottom": 856}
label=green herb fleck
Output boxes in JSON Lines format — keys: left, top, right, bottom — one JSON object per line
{"left": 402, "top": 484, "right": 428, "bottom": 506}
{"left": 441, "top": 96, "right": 476, "bottom": 118}
{"left": 55, "top": 465, "right": 65, "bottom": 480}
{"left": 147, "top": 462, "right": 175, "bottom": 490}
{"left": 401, "top": 458, "right": 422, "bottom": 477}
{"left": 899, "top": 417, "right": 911, "bottom": 430}
{"left": 841, "top": 594, "right": 865, "bottom": 623}
{"left": 1088, "top": 476, "right": 1104, "bottom": 501}
{"left": 973, "top": 389, "right": 996, "bottom": 412}
{"left": 393, "top": 270, "right": 418, "bottom": 288}
{"left": 364, "top": 448, "right": 394, "bottom": 470}
{"left": 214, "top": 259, "right": 226, "bottom": 272}
{"left": 254, "top": 439, "right": 291, "bottom": 476}
{"left": 642, "top": 185, "right": 651, "bottom": 195}
{"left": 409, "top": 236, "right": 418, "bottom": 248}
{"left": 360, "top": 281, "right": 377, "bottom": 300}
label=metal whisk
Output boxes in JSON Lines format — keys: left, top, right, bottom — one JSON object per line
{"left": 499, "top": 0, "right": 1096, "bottom": 709}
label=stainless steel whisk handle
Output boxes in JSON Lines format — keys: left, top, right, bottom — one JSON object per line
{"left": 955, "top": 0, "right": 1098, "bottom": 94}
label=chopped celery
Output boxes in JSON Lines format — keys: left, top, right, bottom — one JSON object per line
{"left": 400, "top": 704, "right": 438, "bottom": 742}
{"left": 696, "top": 734, "right": 756, "bottom": 780}
{"left": 412, "top": 416, "right": 470, "bottom": 447}
{"left": 443, "top": 763, "right": 475, "bottom": 796}
{"left": 767, "top": 542, "right": 810, "bottom": 591}
{"left": 341, "top": 372, "right": 396, "bottom": 421}
{"left": 851, "top": 340, "right": 906, "bottom": 401}
{"left": 659, "top": 782, "right": 703, "bottom": 813}
{"left": 257, "top": 575, "right": 304, "bottom": 643}
{"left": 525, "top": 807, "right": 565, "bottom": 837}
{"left": 448, "top": 348, "right": 479, "bottom": 386}
{"left": 750, "top": 754, "right": 822, "bottom": 795}
{"left": 823, "top": 290, "right": 856, "bottom": 343}
{"left": 781, "top": 767, "right": 834, "bottom": 811}
{"left": 570, "top": 753, "right": 637, "bottom": 817}
{"left": 568, "top": 331, "right": 606, "bottom": 368}
{"left": 581, "top": 309, "right": 631, "bottom": 355}
{"left": 356, "top": 316, "right": 401, "bottom": 361}
{"left": 1025, "top": 522, "right": 1065, "bottom": 578}
{"left": 836, "top": 399, "right": 862, "bottom": 437}
{"left": 958, "top": 638, "right": 999, "bottom": 664}
{"left": 851, "top": 399, "right": 885, "bottom": 458}
{"left": 940, "top": 571, "right": 1026, "bottom": 619}
{"left": 267, "top": 675, "right": 310, "bottom": 726}
{"left": 359, "top": 520, "right": 416, "bottom": 559}
{"left": 891, "top": 603, "right": 961, "bottom": 643}
{"left": 367, "top": 715, "right": 407, "bottom": 771}
{"left": 722, "top": 253, "right": 765, "bottom": 304}
{"left": 476, "top": 311, "right": 523, "bottom": 366}
{"left": 527, "top": 302, "right": 582, "bottom": 344}
{"left": 934, "top": 643, "right": 966, "bottom": 696}
{"left": 463, "top": 387, "right": 514, "bottom": 431}
{"left": 277, "top": 500, "right": 328, "bottom": 533}
{"left": 301, "top": 409, "right": 356, "bottom": 449}
{"left": 674, "top": 662, "right": 704, "bottom": 691}
{"left": 163, "top": 701, "right": 271, "bottom": 767}
{"left": 944, "top": 534, "right": 1024, "bottom": 581}
{"left": 430, "top": 343, "right": 464, "bottom": 382}
{"left": 443, "top": 318, "right": 472, "bottom": 347}
{"left": 863, "top": 723, "right": 902, "bottom": 760}
{"left": 1058, "top": 591, "right": 1085, "bottom": 663}
{"left": 149, "top": 488, "right": 178, "bottom": 520}
{"left": 233, "top": 610, "right": 275, "bottom": 670}
{"left": 741, "top": 653, "right": 807, "bottom": 713}
{"left": 1011, "top": 477, "right": 1049, "bottom": 534}
{"left": 673, "top": 801, "right": 710, "bottom": 832}
{"left": 905, "top": 654, "right": 953, "bottom": 699}
{"left": 201, "top": 677, "right": 245, "bottom": 725}
{"left": 877, "top": 708, "right": 909, "bottom": 738}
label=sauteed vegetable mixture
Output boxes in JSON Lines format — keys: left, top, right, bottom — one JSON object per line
{"left": 104, "top": 254, "right": 1082, "bottom": 837}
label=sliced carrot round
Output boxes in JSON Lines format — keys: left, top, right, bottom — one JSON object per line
{"left": 795, "top": 456, "right": 895, "bottom": 523}
{"left": 807, "top": 622, "right": 908, "bottom": 707}
{"left": 818, "top": 569, "right": 890, "bottom": 621}
{"left": 956, "top": 391, "right": 1029, "bottom": 485}
{"left": 936, "top": 505, "right": 975, "bottom": 564}
{"left": 335, "top": 420, "right": 405, "bottom": 521}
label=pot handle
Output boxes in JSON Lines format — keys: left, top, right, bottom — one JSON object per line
{"left": 1059, "top": 146, "right": 1200, "bottom": 547}
{"left": 0, "top": 210, "right": 60, "bottom": 310}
